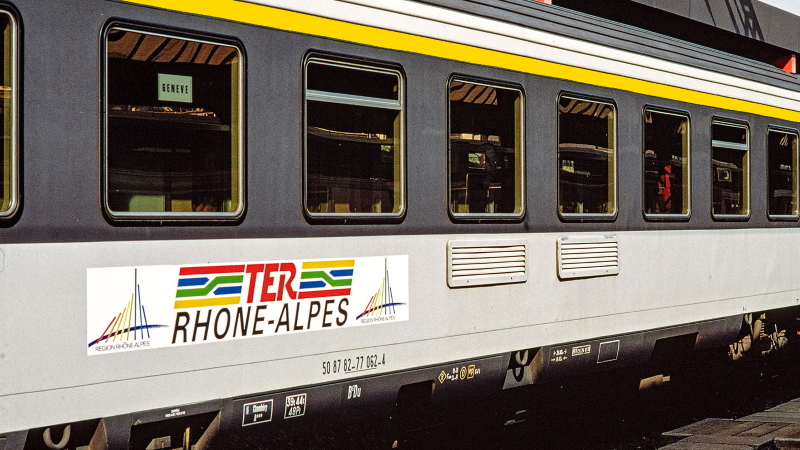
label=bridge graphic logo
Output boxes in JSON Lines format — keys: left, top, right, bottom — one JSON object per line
{"left": 357, "top": 259, "right": 406, "bottom": 321}
{"left": 88, "top": 270, "right": 167, "bottom": 348}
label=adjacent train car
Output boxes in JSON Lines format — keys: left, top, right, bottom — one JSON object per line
{"left": 2, "top": 0, "right": 800, "bottom": 448}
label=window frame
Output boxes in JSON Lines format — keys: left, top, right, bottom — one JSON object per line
{"left": 641, "top": 106, "right": 691, "bottom": 221}
{"left": 0, "top": 8, "right": 18, "bottom": 221}
{"left": 303, "top": 55, "right": 406, "bottom": 221}
{"left": 447, "top": 74, "right": 525, "bottom": 221}
{"left": 710, "top": 118, "right": 750, "bottom": 220}
{"left": 557, "top": 92, "right": 618, "bottom": 221}
{"left": 101, "top": 24, "right": 246, "bottom": 223}
{"left": 766, "top": 125, "right": 800, "bottom": 221}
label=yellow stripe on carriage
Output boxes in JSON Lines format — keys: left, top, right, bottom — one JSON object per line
{"left": 302, "top": 260, "right": 356, "bottom": 269}
{"left": 174, "top": 296, "right": 241, "bottom": 309}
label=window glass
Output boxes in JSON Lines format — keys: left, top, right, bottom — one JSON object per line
{"left": 712, "top": 121, "right": 749, "bottom": 216}
{"left": 0, "top": 12, "right": 15, "bottom": 217}
{"left": 307, "top": 63, "right": 398, "bottom": 100}
{"left": 305, "top": 59, "right": 403, "bottom": 216}
{"left": 558, "top": 95, "right": 616, "bottom": 216}
{"left": 105, "top": 28, "right": 242, "bottom": 217}
{"left": 644, "top": 109, "right": 689, "bottom": 216}
{"left": 768, "top": 128, "right": 798, "bottom": 218}
{"left": 449, "top": 79, "right": 523, "bottom": 216}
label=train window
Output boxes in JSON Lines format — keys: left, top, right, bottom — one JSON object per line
{"left": 449, "top": 79, "right": 523, "bottom": 218}
{"left": 767, "top": 128, "right": 799, "bottom": 219}
{"left": 0, "top": 12, "right": 16, "bottom": 218}
{"left": 304, "top": 58, "right": 403, "bottom": 218}
{"left": 711, "top": 121, "right": 749, "bottom": 218}
{"left": 103, "top": 28, "right": 243, "bottom": 220}
{"left": 643, "top": 109, "right": 690, "bottom": 218}
{"left": 558, "top": 95, "right": 616, "bottom": 218}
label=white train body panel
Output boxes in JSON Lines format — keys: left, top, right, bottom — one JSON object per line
{"left": 2, "top": 228, "right": 800, "bottom": 430}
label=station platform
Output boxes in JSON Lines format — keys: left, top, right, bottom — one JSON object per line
{"left": 661, "top": 398, "right": 800, "bottom": 449}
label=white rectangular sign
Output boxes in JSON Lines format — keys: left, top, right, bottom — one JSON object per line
{"left": 157, "top": 73, "right": 193, "bottom": 103}
{"left": 87, "top": 255, "right": 408, "bottom": 355}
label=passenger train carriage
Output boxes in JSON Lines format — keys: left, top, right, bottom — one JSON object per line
{"left": 2, "top": 0, "right": 800, "bottom": 448}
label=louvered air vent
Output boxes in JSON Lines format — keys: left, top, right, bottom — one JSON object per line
{"left": 557, "top": 235, "right": 619, "bottom": 279}
{"left": 447, "top": 239, "right": 527, "bottom": 287}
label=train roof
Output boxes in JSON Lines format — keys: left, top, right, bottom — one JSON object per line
{"left": 557, "top": 0, "right": 800, "bottom": 69}
{"left": 407, "top": 0, "right": 800, "bottom": 86}
{"left": 627, "top": 0, "right": 800, "bottom": 53}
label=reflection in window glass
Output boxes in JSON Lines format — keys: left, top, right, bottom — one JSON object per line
{"left": 558, "top": 96, "right": 616, "bottom": 215}
{"left": 768, "top": 129, "right": 798, "bottom": 218}
{"left": 305, "top": 60, "right": 402, "bottom": 216}
{"left": 449, "top": 80, "right": 522, "bottom": 216}
{"left": 0, "top": 13, "right": 14, "bottom": 216}
{"left": 712, "top": 121, "right": 749, "bottom": 216}
{"left": 105, "top": 28, "right": 242, "bottom": 216}
{"left": 307, "top": 63, "right": 398, "bottom": 100}
{"left": 644, "top": 110, "right": 689, "bottom": 216}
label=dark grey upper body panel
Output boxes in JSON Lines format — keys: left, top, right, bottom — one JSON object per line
{"left": 0, "top": 0, "right": 799, "bottom": 244}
